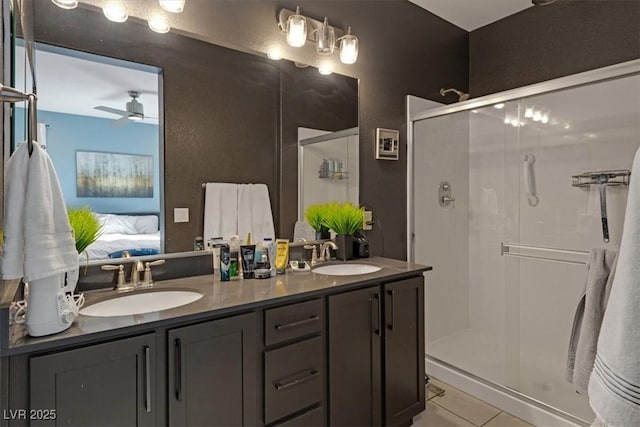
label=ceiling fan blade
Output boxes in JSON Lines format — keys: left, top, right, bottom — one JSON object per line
{"left": 111, "top": 116, "right": 131, "bottom": 127}
{"left": 95, "top": 106, "right": 128, "bottom": 116}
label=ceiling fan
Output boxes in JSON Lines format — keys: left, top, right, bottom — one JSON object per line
{"left": 94, "top": 90, "right": 156, "bottom": 126}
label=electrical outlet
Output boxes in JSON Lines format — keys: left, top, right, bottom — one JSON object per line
{"left": 363, "top": 210, "right": 373, "bottom": 230}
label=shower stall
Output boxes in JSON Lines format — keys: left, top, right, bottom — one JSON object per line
{"left": 408, "top": 60, "right": 640, "bottom": 426}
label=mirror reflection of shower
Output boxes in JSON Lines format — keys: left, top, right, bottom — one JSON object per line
{"left": 440, "top": 87, "right": 470, "bottom": 102}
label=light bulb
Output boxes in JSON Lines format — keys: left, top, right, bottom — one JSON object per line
{"left": 148, "top": 14, "right": 171, "bottom": 33}
{"left": 504, "top": 117, "right": 511, "bottom": 124}
{"left": 159, "top": 0, "right": 185, "bottom": 13}
{"left": 541, "top": 112, "right": 549, "bottom": 124}
{"left": 564, "top": 123, "right": 571, "bottom": 129}
{"left": 52, "top": 0, "right": 78, "bottom": 9}
{"left": 267, "top": 49, "right": 282, "bottom": 60}
{"left": 286, "top": 6, "right": 307, "bottom": 47}
{"left": 494, "top": 103, "right": 505, "bottom": 109}
{"left": 532, "top": 110, "right": 542, "bottom": 121}
{"left": 318, "top": 64, "right": 333, "bottom": 75}
{"left": 524, "top": 106, "right": 534, "bottom": 118}
{"left": 339, "top": 27, "right": 358, "bottom": 64}
{"left": 103, "top": 1, "right": 128, "bottom": 23}
{"left": 316, "top": 17, "right": 335, "bottom": 55}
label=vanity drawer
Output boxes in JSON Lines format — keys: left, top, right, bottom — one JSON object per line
{"left": 264, "top": 336, "right": 323, "bottom": 424}
{"left": 273, "top": 406, "right": 325, "bottom": 427}
{"left": 265, "top": 298, "right": 323, "bottom": 346}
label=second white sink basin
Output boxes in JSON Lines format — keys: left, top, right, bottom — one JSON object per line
{"left": 80, "top": 290, "right": 203, "bottom": 317}
{"left": 312, "top": 263, "right": 382, "bottom": 276}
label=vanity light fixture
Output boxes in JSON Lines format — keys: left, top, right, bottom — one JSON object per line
{"left": 51, "top": 0, "right": 78, "bottom": 9}
{"left": 159, "top": 0, "right": 185, "bottom": 13}
{"left": 148, "top": 13, "right": 171, "bottom": 33}
{"left": 338, "top": 27, "right": 358, "bottom": 64}
{"left": 103, "top": 1, "right": 128, "bottom": 23}
{"left": 286, "top": 6, "right": 307, "bottom": 47}
{"left": 278, "top": 8, "right": 359, "bottom": 65}
{"left": 316, "top": 17, "right": 335, "bottom": 55}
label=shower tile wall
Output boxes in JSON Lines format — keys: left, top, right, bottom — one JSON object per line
{"left": 413, "top": 72, "right": 640, "bottom": 423}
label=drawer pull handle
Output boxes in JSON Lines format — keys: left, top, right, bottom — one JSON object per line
{"left": 274, "top": 370, "right": 319, "bottom": 391}
{"left": 144, "top": 346, "right": 152, "bottom": 412}
{"left": 275, "top": 315, "right": 320, "bottom": 331}
{"left": 175, "top": 338, "right": 182, "bottom": 402}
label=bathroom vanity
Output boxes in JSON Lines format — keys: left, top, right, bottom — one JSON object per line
{"left": 0, "top": 257, "right": 430, "bottom": 427}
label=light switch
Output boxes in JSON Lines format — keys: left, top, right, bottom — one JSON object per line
{"left": 174, "top": 207, "right": 189, "bottom": 223}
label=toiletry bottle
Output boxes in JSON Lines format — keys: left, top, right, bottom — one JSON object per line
{"left": 229, "top": 235, "right": 241, "bottom": 279}
{"left": 263, "top": 237, "right": 276, "bottom": 277}
{"left": 220, "top": 244, "right": 230, "bottom": 281}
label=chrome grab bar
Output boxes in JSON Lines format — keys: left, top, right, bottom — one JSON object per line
{"left": 501, "top": 242, "right": 589, "bottom": 265}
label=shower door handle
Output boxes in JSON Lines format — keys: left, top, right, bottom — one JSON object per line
{"left": 598, "top": 184, "right": 610, "bottom": 243}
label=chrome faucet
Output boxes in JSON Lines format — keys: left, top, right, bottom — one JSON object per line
{"left": 319, "top": 241, "right": 338, "bottom": 262}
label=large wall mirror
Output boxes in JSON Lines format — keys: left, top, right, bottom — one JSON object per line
{"left": 11, "top": 0, "right": 358, "bottom": 261}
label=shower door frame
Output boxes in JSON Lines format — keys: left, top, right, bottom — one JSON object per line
{"left": 407, "top": 58, "right": 640, "bottom": 263}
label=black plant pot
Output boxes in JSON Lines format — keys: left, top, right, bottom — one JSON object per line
{"left": 335, "top": 234, "right": 354, "bottom": 261}
{"left": 315, "top": 230, "right": 331, "bottom": 241}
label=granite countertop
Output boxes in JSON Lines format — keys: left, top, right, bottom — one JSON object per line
{"left": 5, "top": 257, "right": 431, "bottom": 356}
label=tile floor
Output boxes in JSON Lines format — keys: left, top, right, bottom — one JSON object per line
{"left": 412, "top": 378, "right": 534, "bottom": 427}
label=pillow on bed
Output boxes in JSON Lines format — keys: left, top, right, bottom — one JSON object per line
{"left": 96, "top": 213, "right": 138, "bottom": 235}
{"left": 135, "top": 215, "right": 159, "bottom": 234}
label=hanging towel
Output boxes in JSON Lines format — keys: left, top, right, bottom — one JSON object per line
{"left": 588, "top": 147, "right": 640, "bottom": 426}
{"left": 566, "top": 248, "right": 618, "bottom": 395}
{"left": 237, "top": 183, "right": 275, "bottom": 242}
{"left": 1, "top": 141, "right": 78, "bottom": 283}
{"left": 203, "top": 183, "right": 238, "bottom": 242}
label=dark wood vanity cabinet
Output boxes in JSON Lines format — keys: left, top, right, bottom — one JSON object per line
{"left": 28, "top": 333, "right": 157, "bottom": 427}
{"left": 328, "top": 276, "right": 425, "bottom": 427}
{"left": 167, "top": 312, "right": 257, "bottom": 427}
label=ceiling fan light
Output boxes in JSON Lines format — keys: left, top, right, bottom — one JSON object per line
{"left": 149, "top": 14, "right": 171, "bottom": 33}
{"left": 52, "top": 0, "right": 78, "bottom": 9}
{"left": 103, "top": 1, "right": 128, "bottom": 23}
{"left": 159, "top": 0, "right": 185, "bottom": 13}
{"left": 128, "top": 113, "right": 144, "bottom": 121}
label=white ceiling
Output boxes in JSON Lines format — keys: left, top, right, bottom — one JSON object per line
{"left": 15, "top": 45, "right": 159, "bottom": 124}
{"left": 409, "top": 0, "right": 534, "bottom": 31}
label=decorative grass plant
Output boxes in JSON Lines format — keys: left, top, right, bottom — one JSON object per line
{"left": 304, "top": 203, "right": 330, "bottom": 234}
{"left": 67, "top": 206, "right": 103, "bottom": 254}
{"left": 323, "top": 202, "right": 364, "bottom": 236}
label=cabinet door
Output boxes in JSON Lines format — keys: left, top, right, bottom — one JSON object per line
{"left": 30, "top": 333, "right": 156, "bottom": 427}
{"left": 168, "top": 312, "right": 257, "bottom": 427}
{"left": 328, "top": 285, "right": 382, "bottom": 427}
{"left": 384, "top": 276, "right": 425, "bottom": 426}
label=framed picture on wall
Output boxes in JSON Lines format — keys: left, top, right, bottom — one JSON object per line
{"left": 375, "top": 128, "right": 399, "bottom": 160}
{"left": 76, "top": 151, "right": 153, "bottom": 198}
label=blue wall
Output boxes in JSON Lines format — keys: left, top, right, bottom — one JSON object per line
{"left": 16, "top": 109, "right": 160, "bottom": 213}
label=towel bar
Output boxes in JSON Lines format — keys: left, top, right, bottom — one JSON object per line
{"left": 501, "top": 242, "right": 589, "bottom": 265}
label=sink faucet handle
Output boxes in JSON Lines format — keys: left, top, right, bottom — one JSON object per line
{"left": 142, "top": 259, "right": 166, "bottom": 287}
{"left": 101, "top": 264, "right": 127, "bottom": 290}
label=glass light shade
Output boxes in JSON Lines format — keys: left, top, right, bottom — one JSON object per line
{"left": 52, "top": 0, "right": 78, "bottom": 9}
{"left": 159, "top": 0, "right": 185, "bottom": 13}
{"left": 541, "top": 112, "right": 550, "bottom": 124}
{"left": 103, "top": 1, "right": 128, "bottom": 23}
{"left": 339, "top": 27, "right": 358, "bottom": 64}
{"left": 533, "top": 110, "right": 542, "bottom": 121}
{"left": 524, "top": 106, "right": 534, "bottom": 118}
{"left": 318, "top": 64, "right": 333, "bottom": 75}
{"left": 148, "top": 14, "right": 171, "bottom": 33}
{"left": 286, "top": 7, "right": 307, "bottom": 47}
{"left": 316, "top": 18, "right": 335, "bottom": 55}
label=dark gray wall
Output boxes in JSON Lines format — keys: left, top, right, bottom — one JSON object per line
{"left": 16, "top": 0, "right": 469, "bottom": 259}
{"left": 470, "top": 0, "right": 640, "bottom": 97}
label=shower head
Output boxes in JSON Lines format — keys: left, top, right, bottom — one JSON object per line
{"left": 440, "top": 88, "right": 470, "bottom": 102}
{"left": 532, "top": 0, "right": 556, "bottom": 5}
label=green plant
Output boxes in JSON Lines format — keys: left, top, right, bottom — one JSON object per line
{"left": 323, "top": 202, "right": 364, "bottom": 235}
{"left": 67, "top": 206, "right": 103, "bottom": 254}
{"left": 304, "top": 203, "right": 330, "bottom": 233}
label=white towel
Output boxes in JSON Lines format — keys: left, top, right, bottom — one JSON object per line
{"left": 566, "top": 248, "right": 617, "bottom": 395}
{"left": 588, "top": 147, "right": 640, "bottom": 426}
{"left": 237, "top": 183, "right": 275, "bottom": 242}
{"left": 1, "top": 141, "right": 78, "bottom": 284}
{"left": 203, "top": 183, "right": 238, "bottom": 242}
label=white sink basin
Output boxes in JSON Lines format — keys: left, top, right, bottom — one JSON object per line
{"left": 80, "top": 290, "right": 203, "bottom": 317}
{"left": 312, "top": 263, "right": 382, "bottom": 276}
